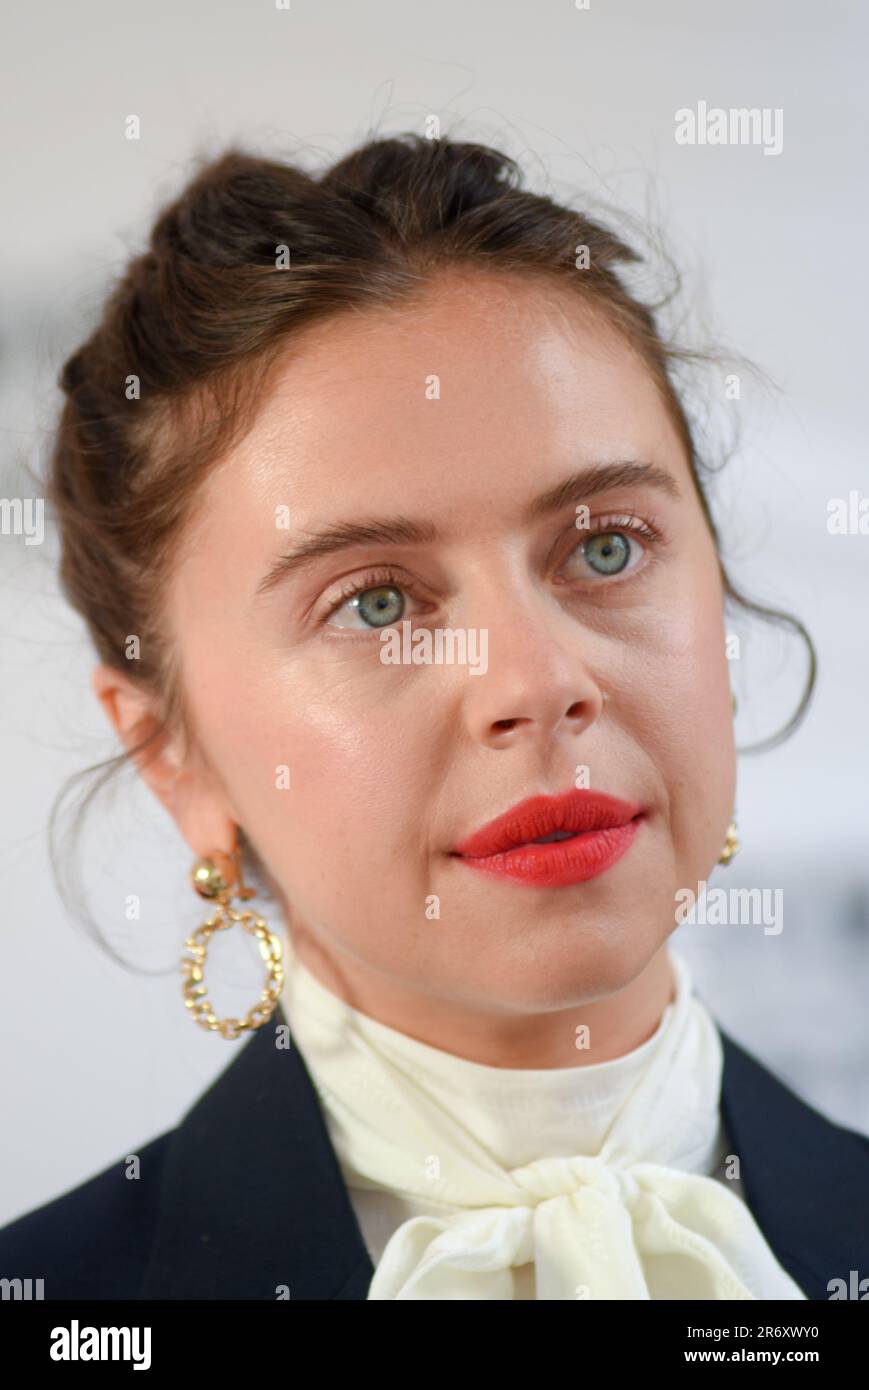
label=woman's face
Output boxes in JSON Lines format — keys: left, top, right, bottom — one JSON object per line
{"left": 129, "top": 270, "right": 735, "bottom": 1053}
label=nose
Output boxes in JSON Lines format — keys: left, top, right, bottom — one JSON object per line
{"left": 459, "top": 584, "right": 606, "bottom": 751}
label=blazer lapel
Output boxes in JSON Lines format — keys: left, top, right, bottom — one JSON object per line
{"left": 719, "top": 1025, "right": 869, "bottom": 1300}
{"left": 140, "top": 1000, "right": 374, "bottom": 1299}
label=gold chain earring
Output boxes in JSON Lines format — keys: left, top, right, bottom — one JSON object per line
{"left": 181, "top": 847, "right": 284, "bottom": 1040}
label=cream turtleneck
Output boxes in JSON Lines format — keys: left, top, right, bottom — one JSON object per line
{"left": 279, "top": 941, "right": 806, "bottom": 1300}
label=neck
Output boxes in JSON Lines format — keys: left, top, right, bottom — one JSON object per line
{"left": 285, "top": 923, "right": 677, "bottom": 1069}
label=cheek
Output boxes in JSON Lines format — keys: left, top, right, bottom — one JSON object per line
{"left": 196, "top": 654, "right": 432, "bottom": 892}
{"left": 605, "top": 540, "right": 734, "bottom": 881}
{"left": 642, "top": 563, "right": 736, "bottom": 866}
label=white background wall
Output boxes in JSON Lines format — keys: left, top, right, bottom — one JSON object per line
{"left": 1, "top": 0, "right": 867, "bottom": 1225}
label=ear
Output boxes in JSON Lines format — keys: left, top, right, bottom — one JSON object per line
{"left": 91, "top": 664, "right": 237, "bottom": 860}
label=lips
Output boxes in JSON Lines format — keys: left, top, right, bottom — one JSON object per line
{"left": 451, "top": 788, "right": 645, "bottom": 889}
{"left": 452, "top": 788, "right": 644, "bottom": 858}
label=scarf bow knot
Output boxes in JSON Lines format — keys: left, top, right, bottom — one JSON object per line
{"left": 512, "top": 1153, "right": 641, "bottom": 1206}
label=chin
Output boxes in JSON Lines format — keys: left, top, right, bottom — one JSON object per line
{"left": 466, "top": 921, "right": 669, "bottom": 1013}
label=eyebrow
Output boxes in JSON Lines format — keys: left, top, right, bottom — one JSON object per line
{"left": 255, "top": 460, "right": 681, "bottom": 596}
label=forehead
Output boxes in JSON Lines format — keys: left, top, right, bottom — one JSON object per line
{"left": 190, "top": 270, "right": 681, "bottom": 524}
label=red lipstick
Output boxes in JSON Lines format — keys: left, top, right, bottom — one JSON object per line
{"left": 451, "top": 788, "right": 645, "bottom": 888}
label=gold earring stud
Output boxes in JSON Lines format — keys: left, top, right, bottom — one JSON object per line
{"left": 718, "top": 820, "right": 740, "bottom": 866}
{"left": 182, "top": 848, "right": 284, "bottom": 1040}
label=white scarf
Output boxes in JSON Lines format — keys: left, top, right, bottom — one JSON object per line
{"left": 281, "top": 942, "right": 806, "bottom": 1300}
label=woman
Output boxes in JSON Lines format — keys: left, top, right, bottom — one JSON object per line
{"left": 1, "top": 134, "right": 866, "bottom": 1301}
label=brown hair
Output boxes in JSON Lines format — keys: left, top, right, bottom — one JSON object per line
{"left": 46, "top": 133, "right": 815, "bottom": 951}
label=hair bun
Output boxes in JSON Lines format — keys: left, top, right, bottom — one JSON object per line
{"left": 321, "top": 134, "right": 522, "bottom": 232}
{"left": 149, "top": 149, "right": 318, "bottom": 268}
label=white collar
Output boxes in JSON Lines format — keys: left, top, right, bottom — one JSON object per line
{"left": 282, "top": 944, "right": 684, "bottom": 1172}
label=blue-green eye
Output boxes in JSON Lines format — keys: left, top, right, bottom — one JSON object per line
{"left": 583, "top": 531, "right": 632, "bottom": 575}
{"left": 329, "top": 583, "right": 406, "bottom": 629}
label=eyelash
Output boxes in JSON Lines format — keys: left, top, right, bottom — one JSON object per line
{"left": 317, "top": 513, "right": 667, "bottom": 631}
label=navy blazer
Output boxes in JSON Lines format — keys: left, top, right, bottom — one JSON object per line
{"left": 1, "top": 1001, "right": 867, "bottom": 1300}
